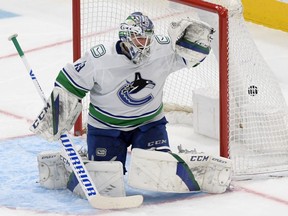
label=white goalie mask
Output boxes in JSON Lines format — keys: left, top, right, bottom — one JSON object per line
{"left": 119, "top": 12, "right": 154, "bottom": 64}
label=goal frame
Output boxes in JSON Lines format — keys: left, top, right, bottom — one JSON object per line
{"left": 72, "top": 0, "right": 230, "bottom": 158}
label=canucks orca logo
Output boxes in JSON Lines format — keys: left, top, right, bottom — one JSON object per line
{"left": 117, "top": 72, "right": 155, "bottom": 106}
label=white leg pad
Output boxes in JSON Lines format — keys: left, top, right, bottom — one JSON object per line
{"left": 38, "top": 150, "right": 125, "bottom": 197}
{"left": 37, "top": 151, "right": 70, "bottom": 189}
{"left": 128, "top": 148, "right": 232, "bottom": 194}
{"left": 72, "top": 161, "right": 126, "bottom": 198}
{"left": 180, "top": 154, "right": 232, "bottom": 193}
{"left": 128, "top": 148, "right": 198, "bottom": 193}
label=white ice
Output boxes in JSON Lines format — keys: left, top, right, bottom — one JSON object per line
{"left": 1, "top": 0, "right": 288, "bottom": 215}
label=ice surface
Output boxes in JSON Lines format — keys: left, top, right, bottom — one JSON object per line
{"left": 1, "top": 0, "right": 288, "bottom": 215}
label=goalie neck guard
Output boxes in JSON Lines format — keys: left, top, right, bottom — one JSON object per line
{"left": 119, "top": 12, "right": 154, "bottom": 64}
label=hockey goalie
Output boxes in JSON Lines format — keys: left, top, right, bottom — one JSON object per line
{"left": 32, "top": 12, "right": 232, "bottom": 198}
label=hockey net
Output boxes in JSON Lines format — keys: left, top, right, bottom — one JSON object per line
{"left": 72, "top": 0, "right": 288, "bottom": 178}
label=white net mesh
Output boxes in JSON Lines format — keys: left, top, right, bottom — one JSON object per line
{"left": 221, "top": 0, "right": 288, "bottom": 176}
{"left": 74, "top": 0, "right": 288, "bottom": 178}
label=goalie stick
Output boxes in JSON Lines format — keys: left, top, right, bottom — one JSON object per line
{"left": 8, "top": 34, "right": 143, "bottom": 210}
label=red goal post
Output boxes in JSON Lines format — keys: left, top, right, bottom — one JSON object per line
{"left": 72, "top": 0, "right": 288, "bottom": 178}
{"left": 72, "top": 0, "right": 82, "bottom": 135}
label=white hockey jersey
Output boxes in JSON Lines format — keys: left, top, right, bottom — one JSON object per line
{"left": 55, "top": 35, "right": 187, "bottom": 130}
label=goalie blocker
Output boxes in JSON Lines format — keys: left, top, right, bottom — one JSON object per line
{"left": 30, "top": 87, "right": 82, "bottom": 142}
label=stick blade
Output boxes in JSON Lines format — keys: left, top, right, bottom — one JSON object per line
{"left": 89, "top": 194, "right": 143, "bottom": 210}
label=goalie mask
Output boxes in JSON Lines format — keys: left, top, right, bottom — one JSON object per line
{"left": 119, "top": 12, "right": 154, "bottom": 64}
